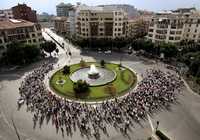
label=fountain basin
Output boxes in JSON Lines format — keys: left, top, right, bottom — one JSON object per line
{"left": 70, "top": 66, "right": 116, "bottom": 86}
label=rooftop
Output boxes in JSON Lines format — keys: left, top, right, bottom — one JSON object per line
{"left": 56, "top": 2, "right": 73, "bottom": 7}
{"left": 0, "top": 19, "right": 35, "bottom": 30}
{"left": 53, "top": 16, "right": 68, "bottom": 21}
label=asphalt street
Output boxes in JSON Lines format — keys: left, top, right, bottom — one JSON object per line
{"left": 0, "top": 29, "right": 200, "bottom": 140}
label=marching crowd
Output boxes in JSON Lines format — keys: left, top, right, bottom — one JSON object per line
{"left": 18, "top": 62, "right": 183, "bottom": 139}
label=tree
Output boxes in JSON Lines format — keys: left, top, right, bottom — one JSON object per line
{"left": 55, "top": 48, "right": 59, "bottom": 55}
{"left": 63, "top": 65, "right": 70, "bottom": 75}
{"left": 41, "top": 41, "right": 56, "bottom": 56}
{"left": 159, "top": 43, "right": 178, "bottom": 58}
{"left": 100, "top": 60, "right": 105, "bottom": 67}
{"left": 1, "top": 43, "right": 41, "bottom": 65}
{"left": 80, "top": 58, "right": 87, "bottom": 67}
{"left": 73, "top": 80, "right": 89, "bottom": 93}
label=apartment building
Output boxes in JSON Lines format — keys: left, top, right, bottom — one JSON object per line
{"left": 68, "top": 8, "right": 76, "bottom": 36}
{"left": 12, "top": 4, "right": 37, "bottom": 23}
{"left": 0, "top": 9, "right": 13, "bottom": 20}
{"left": 147, "top": 8, "right": 200, "bottom": 44}
{"left": 56, "top": 3, "right": 73, "bottom": 17}
{"left": 0, "top": 19, "right": 43, "bottom": 50}
{"left": 127, "top": 17, "right": 149, "bottom": 39}
{"left": 76, "top": 6, "right": 128, "bottom": 39}
{"left": 53, "top": 17, "right": 70, "bottom": 35}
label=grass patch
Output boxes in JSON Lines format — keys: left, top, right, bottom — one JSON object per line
{"left": 50, "top": 62, "right": 137, "bottom": 102}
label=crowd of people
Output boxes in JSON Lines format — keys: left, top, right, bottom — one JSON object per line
{"left": 18, "top": 62, "right": 183, "bottom": 139}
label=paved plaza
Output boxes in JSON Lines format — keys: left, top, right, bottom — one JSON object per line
{"left": 0, "top": 29, "right": 200, "bottom": 140}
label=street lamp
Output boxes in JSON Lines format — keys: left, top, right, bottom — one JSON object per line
{"left": 156, "top": 121, "right": 160, "bottom": 131}
{"left": 178, "top": 47, "right": 183, "bottom": 60}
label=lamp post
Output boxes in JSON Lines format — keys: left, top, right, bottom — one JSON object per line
{"left": 156, "top": 121, "right": 160, "bottom": 131}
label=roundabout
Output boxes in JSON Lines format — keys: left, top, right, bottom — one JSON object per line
{"left": 49, "top": 61, "right": 137, "bottom": 102}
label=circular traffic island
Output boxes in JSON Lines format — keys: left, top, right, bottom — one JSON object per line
{"left": 50, "top": 61, "right": 137, "bottom": 102}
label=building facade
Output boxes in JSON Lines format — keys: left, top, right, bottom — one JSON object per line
{"left": 0, "top": 9, "right": 13, "bottom": 20}
{"left": 12, "top": 4, "right": 37, "bottom": 23}
{"left": 147, "top": 8, "right": 200, "bottom": 44}
{"left": 0, "top": 19, "right": 43, "bottom": 51}
{"left": 56, "top": 3, "right": 73, "bottom": 17}
{"left": 76, "top": 6, "right": 128, "bottom": 39}
{"left": 53, "top": 17, "right": 70, "bottom": 35}
{"left": 127, "top": 17, "right": 149, "bottom": 39}
{"left": 68, "top": 8, "right": 76, "bottom": 36}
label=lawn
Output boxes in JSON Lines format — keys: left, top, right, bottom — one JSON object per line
{"left": 50, "top": 62, "right": 137, "bottom": 102}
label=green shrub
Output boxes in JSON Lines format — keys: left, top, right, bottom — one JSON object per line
{"left": 73, "top": 80, "right": 89, "bottom": 93}
{"left": 80, "top": 59, "right": 87, "bottom": 67}
{"left": 100, "top": 59, "right": 105, "bottom": 67}
{"left": 63, "top": 65, "right": 70, "bottom": 75}
{"left": 155, "top": 130, "right": 170, "bottom": 140}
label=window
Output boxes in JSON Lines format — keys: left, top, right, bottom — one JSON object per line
{"left": 148, "top": 34, "right": 153, "bottom": 37}
{"left": 176, "top": 31, "right": 182, "bottom": 34}
{"left": 170, "top": 31, "right": 175, "bottom": 34}
{"left": 99, "top": 28, "right": 103, "bottom": 31}
{"left": 169, "top": 36, "right": 174, "bottom": 40}
{"left": 193, "top": 35, "right": 196, "bottom": 38}
{"left": 105, "top": 18, "right": 113, "bottom": 20}
{"left": 175, "top": 37, "right": 180, "bottom": 40}
{"left": 33, "top": 39, "right": 36, "bottom": 43}
{"left": 32, "top": 33, "right": 35, "bottom": 37}
{"left": 149, "top": 29, "right": 153, "bottom": 32}
{"left": 188, "top": 29, "right": 190, "bottom": 32}
{"left": 195, "top": 29, "right": 197, "bottom": 33}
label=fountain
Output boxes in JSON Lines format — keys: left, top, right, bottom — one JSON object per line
{"left": 88, "top": 64, "right": 100, "bottom": 79}
{"left": 70, "top": 63, "right": 116, "bottom": 86}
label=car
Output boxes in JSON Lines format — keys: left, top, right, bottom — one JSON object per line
{"left": 104, "top": 50, "right": 112, "bottom": 54}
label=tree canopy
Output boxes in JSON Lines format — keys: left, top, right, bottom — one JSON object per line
{"left": 1, "top": 43, "right": 41, "bottom": 65}
{"left": 41, "top": 41, "right": 57, "bottom": 56}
